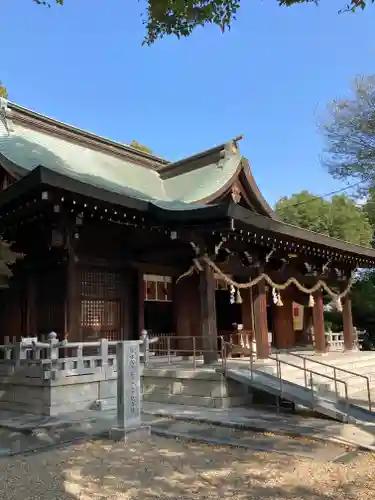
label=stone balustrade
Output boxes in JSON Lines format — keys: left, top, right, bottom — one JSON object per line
{"left": 325, "top": 328, "right": 364, "bottom": 351}
{"left": 0, "top": 332, "right": 149, "bottom": 380}
{"left": 0, "top": 332, "right": 147, "bottom": 416}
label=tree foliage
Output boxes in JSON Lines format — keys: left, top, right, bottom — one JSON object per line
{"left": 33, "top": 0, "right": 373, "bottom": 45}
{"left": 275, "top": 190, "right": 373, "bottom": 246}
{"left": 322, "top": 76, "right": 375, "bottom": 198}
{"left": 0, "top": 240, "right": 23, "bottom": 287}
{"left": 129, "top": 140, "right": 153, "bottom": 154}
{"left": 0, "top": 82, "right": 8, "bottom": 99}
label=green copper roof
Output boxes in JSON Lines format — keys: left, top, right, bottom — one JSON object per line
{"left": 0, "top": 99, "right": 242, "bottom": 207}
{"left": 163, "top": 145, "right": 241, "bottom": 203}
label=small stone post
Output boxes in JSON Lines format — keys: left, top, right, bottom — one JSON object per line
{"left": 100, "top": 338, "right": 109, "bottom": 368}
{"left": 48, "top": 331, "right": 60, "bottom": 379}
{"left": 48, "top": 331, "right": 59, "bottom": 358}
{"left": 110, "top": 340, "right": 150, "bottom": 441}
{"left": 140, "top": 329, "right": 149, "bottom": 365}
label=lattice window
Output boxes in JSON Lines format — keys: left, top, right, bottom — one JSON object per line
{"left": 80, "top": 269, "right": 121, "bottom": 298}
{"left": 144, "top": 275, "right": 172, "bottom": 302}
{"left": 81, "top": 299, "right": 120, "bottom": 328}
{"left": 80, "top": 268, "right": 122, "bottom": 340}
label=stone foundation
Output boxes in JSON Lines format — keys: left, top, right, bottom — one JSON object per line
{"left": 141, "top": 367, "right": 252, "bottom": 409}
{"left": 0, "top": 369, "right": 251, "bottom": 415}
{"left": 0, "top": 370, "right": 118, "bottom": 416}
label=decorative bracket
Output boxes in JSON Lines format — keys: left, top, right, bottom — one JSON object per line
{"left": 231, "top": 185, "right": 241, "bottom": 204}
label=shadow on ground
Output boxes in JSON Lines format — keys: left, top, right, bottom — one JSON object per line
{"left": 1, "top": 434, "right": 372, "bottom": 500}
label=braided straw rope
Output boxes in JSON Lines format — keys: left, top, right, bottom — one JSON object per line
{"left": 177, "top": 255, "right": 354, "bottom": 300}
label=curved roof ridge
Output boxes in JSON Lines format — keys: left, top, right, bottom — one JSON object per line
{"left": 4, "top": 99, "right": 168, "bottom": 169}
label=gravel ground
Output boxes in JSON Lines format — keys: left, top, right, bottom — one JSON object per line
{"left": 0, "top": 435, "right": 374, "bottom": 500}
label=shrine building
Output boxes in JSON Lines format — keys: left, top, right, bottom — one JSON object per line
{"left": 1, "top": 97, "right": 375, "bottom": 360}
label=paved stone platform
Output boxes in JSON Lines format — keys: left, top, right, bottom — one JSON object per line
{"left": 150, "top": 419, "right": 352, "bottom": 462}
{"left": 142, "top": 401, "right": 375, "bottom": 451}
{"left": 0, "top": 411, "right": 354, "bottom": 463}
{"left": 0, "top": 413, "right": 161, "bottom": 457}
{"left": 0, "top": 401, "right": 374, "bottom": 456}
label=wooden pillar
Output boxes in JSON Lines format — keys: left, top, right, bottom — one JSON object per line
{"left": 66, "top": 236, "right": 80, "bottom": 341}
{"left": 312, "top": 290, "right": 326, "bottom": 354}
{"left": 26, "top": 270, "right": 37, "bottom": 334}
{"left": 175, "top": 278, "right": 192, "bottom": 354}
{"left": 273, "top": 290, "right": 295, "bottom": 349}
{"left": 241, "top": 288, "right": 253, "bottom": 333}
{"left": 199, "top": 260, "right": 218, "bottom": 365}
{"left": 138, "top": 271, "right": 145, "bottom": 335}
{"left": 253, "top": 280, "right": 269, "bottom": 359}
{"left": 343, "top": 296, "right": 354, "bottom": 351}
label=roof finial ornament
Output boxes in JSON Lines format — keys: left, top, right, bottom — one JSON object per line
{"left": 0, "top": 98, "right": 14, "bottom": 134}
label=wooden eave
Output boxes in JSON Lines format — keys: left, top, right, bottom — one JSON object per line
{"left": 0, "top": 152, "right": 27, "bottom": 180}
{"left": 0, "top": 165, "right": 150, "bottom": 213}
{"left": 192, "top": 156, "right": 277, "bottom": 218}
{"left": 226, "top": 203, "right": 375, "bottom": 267}
{"left": 237, "top": 159, "right": 276, "bottom": 219}
{"left": 153, "top": 202, "right": 375, "bottom": 267}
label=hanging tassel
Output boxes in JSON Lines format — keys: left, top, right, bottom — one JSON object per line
{"left": 236, "top": 289, "right": 243, "bottom": 304}
{"left": 229, "top": 285, "right": 235, "bottom": 304}
{"left": 308, "top": 294, "right": 315, "bottom": 308}
{"left": 335, "top": 296, "right": 343, "bottom": 312}
{"left": 272, "top": 288, "right": 283, "bottom": 306}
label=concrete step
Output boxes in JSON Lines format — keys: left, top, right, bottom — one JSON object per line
{"left": 263, "top": 357, "right": 375, "bottom": 385}
{"left": 281, "top": 355, "right": 375, "bottom": 372}
{"left": 348, "top": 388, "right": 375, "bottom": 411}
{"left": 253, "top": 365, "right": 375, "bottom": 406}
{"left": 225, "top": 368, "right": 375, "bottom": 424}
{"left": 324, "top": 353, "right": 375, "bottom": 365}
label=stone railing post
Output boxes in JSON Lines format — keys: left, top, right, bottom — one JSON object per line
{"left": 100, "top": 338, "right": 109, "bottom": 368}
{"left": 48, "top": 331, "right": 60, "bottom": 362}
{"left": 13, "top": 342, "right": 27, "bottom": 364}
{"left": 140, "top": 329, "right": 149, "bottom": 365}
{"left": 76, "top": 344, "right": 84, "bottom": 371}
{"left": 3, "top": 336, "right": 13, "bottom": 360}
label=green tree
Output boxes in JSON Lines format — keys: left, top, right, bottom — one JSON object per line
{"left": 33, "top": 0, "right": 372, "bottom": 45}
{"left": 129, "top": 140, "right": 153, "bottom": 154}
{"left": 275, "top": 190, "right": 373, "bottom": 246}
{"left": 0, "top": 240, "right": 23, "bottom": 287}
{"left": 0, "top": 82, "right": 8, "bottom": 99}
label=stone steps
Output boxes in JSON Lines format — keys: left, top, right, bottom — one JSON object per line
{"left": 252, "top": 353, "right": 375, "bottom": 411}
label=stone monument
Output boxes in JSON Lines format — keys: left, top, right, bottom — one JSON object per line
{"left": 110, "top": 340, "right": 150, "bottom": 441}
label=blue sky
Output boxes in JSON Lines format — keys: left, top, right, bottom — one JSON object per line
{"left": 2, "top": 0, "right": 375, "bottom": 206}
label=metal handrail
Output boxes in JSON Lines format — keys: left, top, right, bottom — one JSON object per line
{"left": 221, "top": 341, "right": 350, "bottom": 417}
{"left": 144, "top": 334, "right": 225, "bottom": 369}
{"left": 275, "top": 350, "right": 372, "bottom": 411}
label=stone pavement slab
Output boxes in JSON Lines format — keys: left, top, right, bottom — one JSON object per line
{"left": 0, "top": 401, "right": 374, "bottom": 454}
{"left": 142, "top": 401, "right": 375, "bottom": 451}
{"left": 0, "top": 412, "right": 163, "bottom": 457}
{"left": 0, "top": 413, "right": 352, "bottom": 463}
{"left": 150, "top": 419, "right": 348, "bottom": 462}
